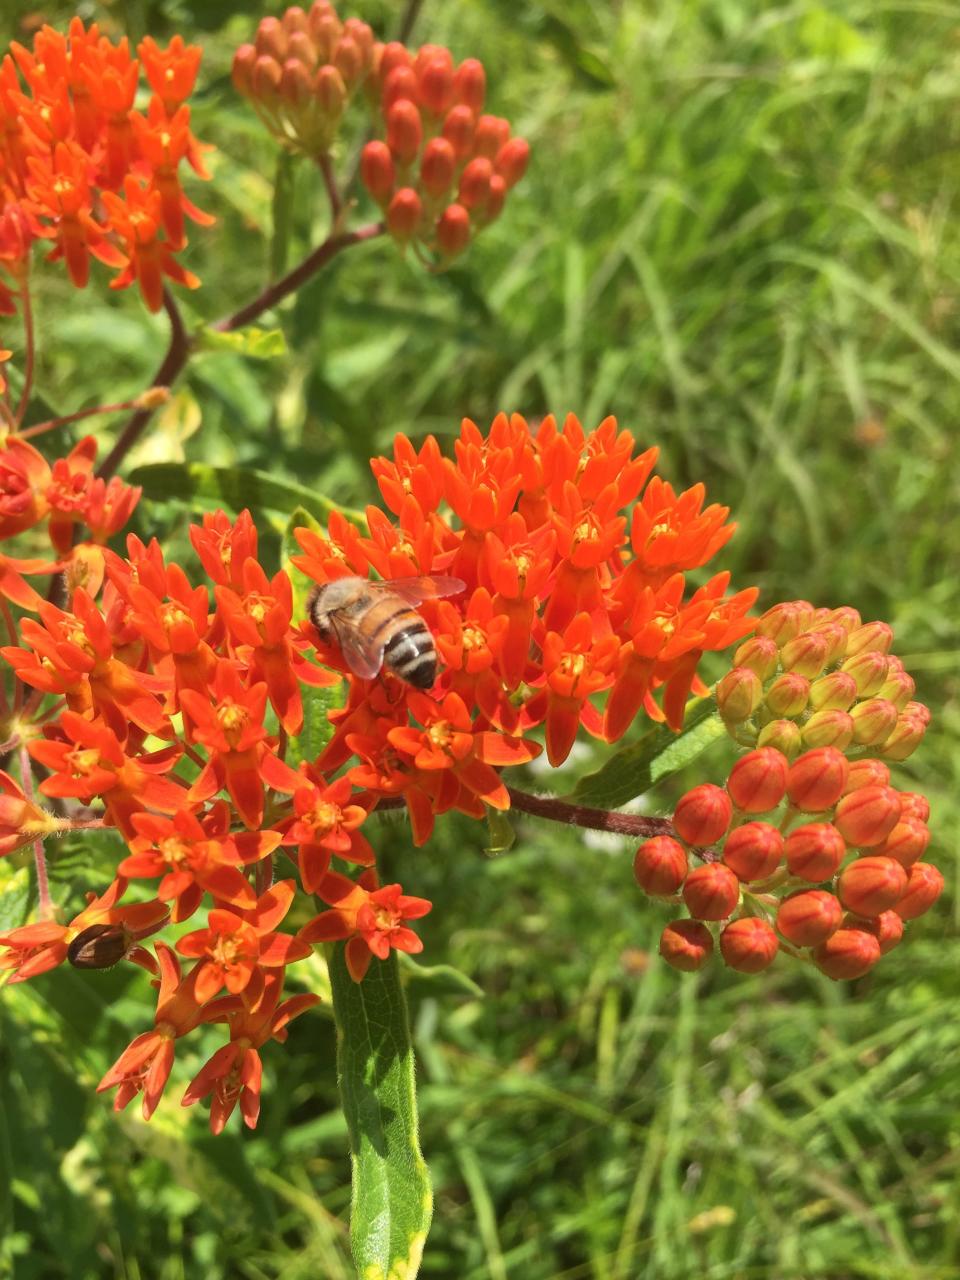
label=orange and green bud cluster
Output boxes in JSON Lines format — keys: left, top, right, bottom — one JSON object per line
{"left": 633, "top": 604, "right": 940, "bottom": 981}
{"left": 360, "top": 42, "right": 529, "bottom": 259}
{"left": 232, "top": 3, "right": 375, "bottom": 157}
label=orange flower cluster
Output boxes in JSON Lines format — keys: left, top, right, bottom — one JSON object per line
{"left": 0, "top": 19, "right": 211, "bottom": 312}
{"left": 635, "top": 602, "right": 938, "bottom": 979}
{"left": 360, "top": 41, "right": 530, "bottom": 258}
{"left": 294, "top": 412, "right": 757, "bottom": 843}
{"left": 232, "top": 3, "right": 376, "bottom": 157}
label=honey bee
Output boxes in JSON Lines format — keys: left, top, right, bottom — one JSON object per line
{"left": 307, "top": 574, "right": 465, "bottom": 688}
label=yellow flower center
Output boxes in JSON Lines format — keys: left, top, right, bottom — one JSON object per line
{"left": 462, "top": 624, "right": 485, "bottom": 652}
{"left": 560, "top": 653, "right": 587, "bottom": 680}
{"left": 161, "top": 602, "right": 190, "bottom": 631}
{"left": 68, "top": 747, "right": 101, "bottom": 776}
{"left": 308, "top": 800, "right": 341, "bottom": 835}
{"left": 159, "top": 835, "right": 190, "bottom": 866}
{"left": 427, "top": 721, "right": 453, "bottom": 751}
{"left": 245, "top": 593, "right": 269, "bottom": 623}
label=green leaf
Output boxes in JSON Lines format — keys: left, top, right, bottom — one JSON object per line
{"left": 0, "top": 863, "right": 35, "bottom": 933}
{"left": 329, "top": 945, "right": 432, "bottom": 1280}
{"left": 193, "top": 326, "right": 288, "bottom": 359}
{"left": 128, "top": 462, "right": 366, "bottom": 527}
{"left": 287, "top": 682, "right": 344, "bottom": 769}
{"left": 270, "top": 151, "right": 297, "bottom": 280}
{"left": 397, "top": 954, "right": 484, "bottom": 1000}
{"left": 568, "top": 698, "right": 725, "bottom": 809}
{"left": 282, "top": 504, "right": 322, "bottom": 617}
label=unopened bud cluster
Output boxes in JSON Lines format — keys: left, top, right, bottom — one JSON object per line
{"left": 633, "top": 603, "right": 940, "bottom": 981}
{"left": 360, "top": 42, "right": 529, "bottom": 258}
{"left": 232, "top": 3, "right": 375, "bottom": 156}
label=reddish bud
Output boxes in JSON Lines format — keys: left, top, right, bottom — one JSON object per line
{"left": 418, "top": 55, "right": 455, "bottom": 114}
{"left": 386, "top": 99, "right": 423, "bottom": 164}
{"left": 727, "top": 748, "right": 789, "bottom": 814}
{"left": 903, "top": 700, "right": 931, "bottom": 726}
{"left": 458, "top": 157, "right": 493, "bottom": 209}
{"left": 377, "top": 41, "right": 412, "bottom": 84}
{"left": 898, "top": 791, "right": 930, "bottom": 823}
{"left": 808, "top": 622, "right": 848, "bottom": 666}
{"left": 280, "top": 58, "right": 312, "bottom": 107}
{"left": 682, "top": 862, "right": 740, "bottom": 921}
{"left": 765, "top": 672, "right": 809, "bottom": 717}
{"left": 483, "top": 173, "right": 507, "bottom": 222}
{"left": 895, "top": 862, "right": 944, "bottom": 919}
{"left": 436, "top": 203, "right": 471, "bottom": 257}
{"left": 232, "top": 44, "right": 257, "bottom": 96}
{"left": 780, "top": 630, "right": 830, "bottom": 679}
{"left": 786, "top": 747, "right": 849, "bottom": 812}
{"left": 813, "top": 928, "right": 881, "bottom": 980}
{"left": 716, "top": 667, "right": 763, "bottom": 723}
{"left": 846, "top": 621, "right": 894, "bottom": 657}
{"left": 838, "top": 855, "right": 908, "bottom": 916}
{"left": 633, "top": 836, "right": 688, "bottom": 896}
{"left": 755, "top": 600, "right": 814, "bottom": 645}
{"left": 474, "top": 114, "right": 511, "bottom": 159}
{"left": 800, "top": 709, "right": 855, "bottom": 750}
{"left": 822, "top": 606, "right": 862, "bottom": 634}
{"left": 442, "top": 104, "right": 476, "bottom": 158}
{"left": 841, "top": 758, "right": 890, "bottom": 794}
{"left": 834, "top": 786, "right": 901, "bottom": 847}
{"left": 256, "top": 17, "right": 289, "bottom": 62}
{"left": 333, "top": 36, "right": 363, "bottom": 85}
{"left": 383, "top": 64, "right": 419, "bottom": 110}
{"left": 756, "top": 718, "right": 802, "bottom": 759}
{"left": 659, "top": 919, "right": 713, "bottom": 972}
{"left": 850, "top": 697, "right": 899, "bottom": 746}
{"left": 252, "top": 55, "right": 283, "bottom": 102}
{"left": 719, "top": 917, "right": 779, "bottom": 973}
{"left": 673, "top": 784, "right": 733, "bottom": 846}
{"left": 777, "top": 889, "right": 842, "bottom": 946}
{"left": 386, "top": 187, "right": 422, "bottom": 241}
{"left": 733, "top": 636, "right": 779, "bottom": 680}
{"left": 311, "top": 13, "right": 341, "bottom": 62}
{"left": 873, "top": 818, "right": 930, "bottom": 869}
{"left": 877, "top": 668, "right": 915, "bottom": 710}
{"left": 420, "top": 137, "right": 456, "bottom": 197}
{"left": 853, "top": 910, "right": 903, "bottom": 954}
{"left": 287, "top": 31, "right": 318, "bottom": 66}
{"left": 360, "top": 141, "right": 395, "bottom": 204}
{"left": 721, "top": 821, "right": 784, "bottom": 881}
{"left": 785, "top": 822, "right": 846, "bottom": 881}
{"left": 495, "top": 137, "right": 530, "bottom": 189}
{"left": 283, "top": 7, "right": 309, "bottom": 34}
{"left": 839, "top": 649, "right": 888, "bottom": 697}
{"left": 809, "top": 671, "right": 858, "bottom": 713}
{"left": 879, "top": 712, "right": 926, "bottom": 762}
{"left": 453, "top": 58, "right": 486, "bottom": 112}
{"left": 315, "top": 64, "right": 346, "bottom": 116}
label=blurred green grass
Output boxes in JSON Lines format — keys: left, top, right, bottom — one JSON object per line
{"left": 2, "top": 1, "right": 960, "bottom": 1277}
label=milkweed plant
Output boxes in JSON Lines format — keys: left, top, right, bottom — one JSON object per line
{"left": 0, "top": 6, "right": 940, "bottom": 1277}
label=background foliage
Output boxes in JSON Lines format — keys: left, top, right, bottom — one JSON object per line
{"left": 2, "top": 1, "right": 959, "bottom": 1277}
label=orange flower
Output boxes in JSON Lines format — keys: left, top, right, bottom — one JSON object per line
{"left": 300, "top": 869, "right": 432, "bottom": 982}
{"left": 101, "top": 176, "right": 200, "bottom": 312}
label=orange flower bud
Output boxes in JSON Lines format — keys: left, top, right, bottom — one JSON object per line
{"left": 418, "top": 55, "right": 455, "bottom": 115}
{"left": 727, "top": 748, "right": 788, "bottom": 813}
{"left": 287, "top": 31, "right": 317, "bottom": 65}
{"left": 839, "top": 649, "right": 888, "bottom": 697}
{"left": 733, "top": 636, "right": 779, "bottom": 680}
{"left": 252, "top": 55, "right": 283, "bottom": 102}
{"left": 315, "top": 64, "right": 347, "bottom": 117}
{"left": 420, "top": 137, "right": 456, "bottom": 197}
{"left": 780, "top": 630, "right": 829, "bottom": 679}
{"left": 386, "top": 98, "right": 422, "bottom": 164}
{"left": 877, "top": 667, "right": 915, "bottom": 710}
{"left": 280, "top": 58, "right": 313, "bottom": 107}
{"left": 682, "top": 862, "right": 740, "bottom": 921}
{"left": 834, "top": 785, "right": 901, "bottom": 847}
{"left": 659, "top": 919, "right": 713, "bottom": 972}
{"left": 474, "top": 114, "right": 511, "bottom": 159}
{"left": 377, "top": 41, "right": 410, "bottom": 84}
{"left": 719, "top": 917, "right": 779, "bottom": 973}
{"left": 846, "top": 621, "right": 894, "bottom": 658}
{"left": 386, "top": 188, "right": 422, "bottom": 242}
{"left": 361, "top": 141, "right": 395, "bottom": 204}
{"left": 458, "top": 157, "right": 493, "bottom": 209}
{"left": 442, "top": 104, "right": 476, "bottom": 158}
{"left": 894, "top": 862, "right": 943, "bottom": 919}
{"left": 453, "top": 58, "right": 486, "bottom": 112}
{"left": 256, "top": 17, "right": 289, "bottom": 62}
{"left": 853, "top": 909, "right": 903, "bottom": 954}
{"left": 721, "top": 821, "right": 784, "bottom": 881}
{"left": 808, "top": 671, "right": 858, "bottom": 713}
{"left": 838, "top": 855, "right": 908, "bottom": 916}
{"left": 232, "top": 44, "right": 257, "bottom": 96}
{"left": 765, "top": 672, "right": 810, "bottom": 717}
{"left": 903, "top": 700, "right": 931, "bottom": 725}
{"left": 312, "top": 12, "right": 342, "bottom": 61}
{"left": 785, "top": 822, "right": 846, "bottom": 881}
{"left": 821, "top": 605, "right": 862, "bottom": 633}
{"left": 849, "top": 697, "right": 898, "bottom": 746}
{"left": 879, "top": 712, "right": 926, "bottom": 762}
{"left": 807, "top": 621, "right": 848, "bottom": 665}
{"left": 495, "top": 138, "right": 530, "bottom": 189}
{"left": 673, "top": 784, "right": 733, "bottom": 846}
{"left": 898, "top": 791, "right": 930, "bottom": 823}
{"left": 633, "top": 836, "right": 688, "bottom": 896}
{"left": 436, "top": 203, "right": 471, "bottom": 257}
{"left": 800, "top": 709, "right": 855, "bottom": 750}
{"left": 716, "top": 666, "right": 763, "bottom": 723}
{"left": 333, "top": 36, "right": 363, "bottom": 85}
{"left": 842, "top": 758, "right": 891, "bottom": 794}
{"left": 283, "top": 6, "right": 310, "bottom": 34}
{"left": 483, "top": 174, "right": 507, "bottom": 222}
{"left": 813, "top": 928, "right": 881, "bottom": 980}
{"left": 872, "top": 818, "right": 930, "bottom": 869}
{"left": 757, "top": 718, "right": 802, "bottom": 759}
{"left": 777, "top": 889, "right": 842, "bottom": 946}
{"left": 383, "top": 64, "right": 418, "bottom": 109}
{"left": 786, "top": 747, "right": 849, "bottom": 812}
{"left": 755, "top": 600, "right": 814, "bottom": 645}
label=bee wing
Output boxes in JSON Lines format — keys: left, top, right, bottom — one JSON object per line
{"left": 373, "top": 575, "right": 466, "bottom": 606}
{"left": 327, "top": 612, "right": 386, "bottom": 681}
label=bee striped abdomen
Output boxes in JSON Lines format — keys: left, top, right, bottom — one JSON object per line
{"left": 383, "top": 609, "right": 437, "bottom": 688}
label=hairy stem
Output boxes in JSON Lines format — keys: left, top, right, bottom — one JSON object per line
{"left": 19, "top": 741, "right": 51, "bottom": 917}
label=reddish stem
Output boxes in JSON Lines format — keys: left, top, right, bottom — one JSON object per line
{"left": 19, "top": 741, "right": 51, "bottom": 917}
{"left": 14, "top": 279, "right": 34, "bottom": 427}
{"left": 19, "top": 395, "right": 157, "bottom": 440}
